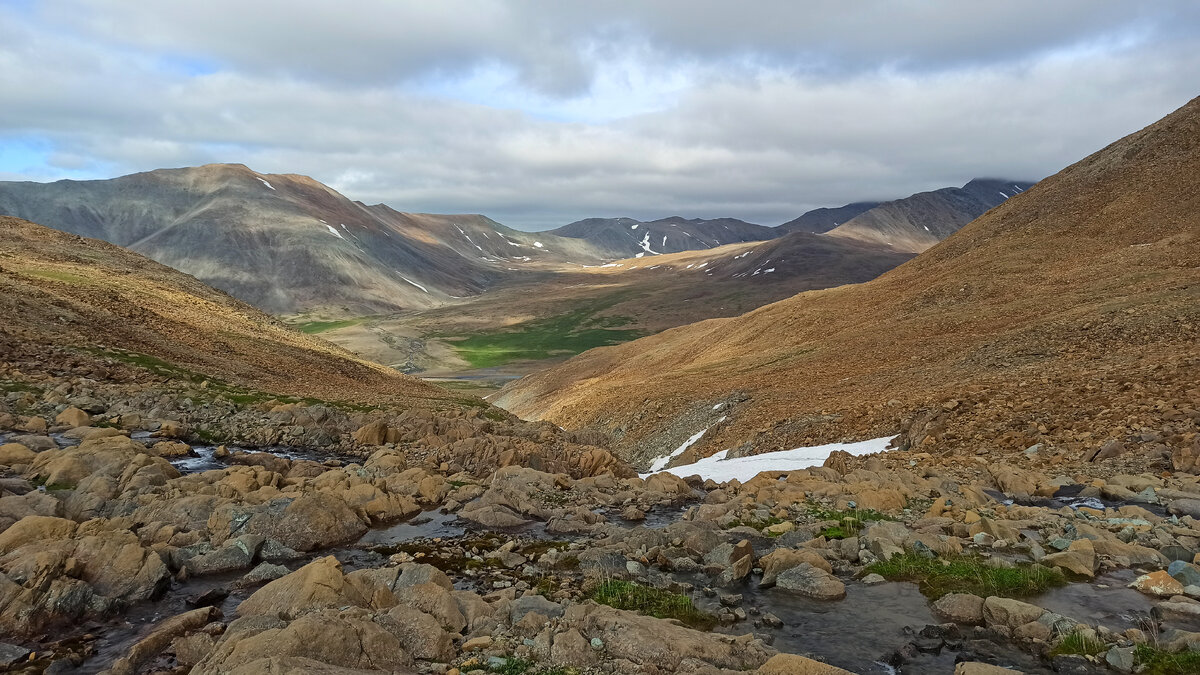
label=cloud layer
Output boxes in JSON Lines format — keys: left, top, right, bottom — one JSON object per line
{"left": 2, "top": 1, "right": 1198, "bottom": 229}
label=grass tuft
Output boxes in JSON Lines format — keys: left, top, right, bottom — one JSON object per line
{"left": 1135, "top": 645, "right": 1200, "bottom": 675}
{"left": 587, "top": 580, "right": 715, "bottom": 630}
{"left": 866, "top": 553, "right": 1066, "bottom": 599}
{"left": 1049, "top": 631, "right": 1107, "bottom": 658}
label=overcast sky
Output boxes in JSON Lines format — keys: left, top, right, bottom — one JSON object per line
{"left": 1, "top": 1, "right": 1198, "bottom": 230}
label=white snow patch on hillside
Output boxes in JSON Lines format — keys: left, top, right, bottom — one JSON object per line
{"left": 635, "top": 252, "right": 645, "bottom": 258}
{"left": 601, "top": 263, "right": 623, "bottom": 268}
{"left": 399, "top": 276, "right": 428, "bottom": 293}
{"left": 763, "top": 268, "right": 775, "bottom": 273}
{"left": 325, "top": 224, "right": 345, "bottom": 239}
{"left": 643, "top": 436, "right": 894, "bottom": 482}
{"left": 638, "top": 233, "right": 659, "bottom": 255}
{"left": 533, "top": 241, "right": 544, "bottom": 248}
{"left": 631, "top": 224, "right": 639, "bottom": 230}
{"left": 923, "top": 225, "right": 930, "bottom": 231}
{"left": 648, "top": 427, "right": 711, "bottom": 472}
{"left": 256, "top": 177, "right": 275, "bottom": 190}
{"left": 662, "top": 236, "right": 667, "bottom": 247}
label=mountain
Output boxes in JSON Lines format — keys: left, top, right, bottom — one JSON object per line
{"left": 824, "top": 178, "right": 1034, "bottom": 252}
{"left": 546, "top": 215, "right": 777, "bottom": 258}
{"left": 0, "top": 164, "right": 604, "bottom": 314}
{"left": 495, "top": 97, "right": 1200, "bottom": 471}
{"left": 776, "top": 201, "right": 880, "bottom": 233}
{"left": 0, "top": 216, "right": 453, "bottom": 405}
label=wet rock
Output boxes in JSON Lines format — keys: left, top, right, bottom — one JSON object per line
{"left": 955, "top": 663, "right": 1025, "bottom": 675}
{"left": 105, "top": 606, "right": 217, "bottom": 675}
{"left": 756, "top": 653, "right": 855, "bottom": 674}
{"left": 621, "top": 506, "right": 646, "bottom": 521}
{"left": 1168, "top": 560, "right": 1200, "bottom": 587}
{"left": 0, "top": 643, "right": 31, "bottom": 667}
{"left": 774, "top": 563, "right": 846, "bottom": 600}
{"left": 982, "top": 597, "right": 1044, "bottom": 630}
{"left": 237, "top": 562, "right": 290, "bottom": 587}
{"left": 186, "top": 588, "right": 229, "bottom": 608}
{"left": 1129, "top": 570, "right": 1185, "bottom": 597}
{"left": 932, "top": 593, "right": 985, "bottom": 625}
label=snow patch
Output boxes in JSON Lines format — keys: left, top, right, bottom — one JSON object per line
{"left": 648, "top": 427, "right": 711, "bottom": 472}
{"left": 533, "top": 241, "right": 544, "bottom": 248}
{"left": 637, "top": 233, "right": 659, "bottom": 255}
{"left": 643, "top": 437, "right": 894, "bottom": 482}
{"left": 631, "top": 224, "right": 639, "bottom": 230}
{"left": 325, "top": 224, "right": 345, "bottom": 240}
{"left": 256, "top": 177, "right": 275, "bottom": 190}
{"left": 635, "top": 252, "right": 645, "bottom": 258}
{"left": 399, "top": 276, "right": 428, "bottom": 293}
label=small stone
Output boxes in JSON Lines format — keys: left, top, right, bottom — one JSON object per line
{"left": 462, "top": 636, "right": 492, "bottom": 651}
{"left": 589, "top": 637, "right": 604, "bottom": 651}
{"left": 861, "top": 573, "right": 886, "bottom": 584}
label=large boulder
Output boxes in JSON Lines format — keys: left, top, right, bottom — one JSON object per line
{"left": 774, "top": 563, "right": 846, "bottom": 600}
{"left": 237, "top": 557, "right": 365, "bottom": 618}
{"left": 757, "top": 653, "right": 856, "bottom": 674}
{"left": 208, "top": 493, "right": 367, "bottom": 552}
{"left": 759, "top": 548, "right": 832, "bottom": 587}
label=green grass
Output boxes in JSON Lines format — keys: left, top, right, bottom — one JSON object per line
{"left": 22, "top": 268, "right": 93, "bottom": 285}
{"left": 292, "top": 318, "right": 364, "bottom": 334}
{"left": 1135, "top": 645, "right": 1200, "bottom": 675}
{"left": 866, "top": 553, "right": 1066, "bottom": 599}
{"left": 807, "top": 501, "right": 894, "bottom": 538}
{"left": 441, "top": 296, "right": 647, "bottom": 368}
{"left": 587, "top": 580, "right": 715, "bottom": 630}
{"left": 1049, "top": 631, "right": 1106, "bottom": 658}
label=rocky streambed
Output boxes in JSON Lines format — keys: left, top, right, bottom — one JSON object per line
{"left": 3, "top": 404, "right": 1200, "bottom": 674}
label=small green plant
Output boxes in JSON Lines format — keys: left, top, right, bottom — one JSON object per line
{"left": 866, "top": 553, "right": 1066, "bottom": 599}
{"left": 487, "top": 657, "right": 536, "bottom": 675}
{"left": 819, "top": 526, "right": 852, "bottom": 540}
{"left": 1135, "top": 645, "right": 1200, "bottom": 675}
{"left": 587, "top": 580, "right": 715, "bottom": 630}
{"left": 806, "top": 501, "right": 894, "bottom": 538}
{"left": 724, "top": 515, "right": 784, "bottom": 530}
{"left": 1049, "top": 631, "right": 1106, "bottom": 658}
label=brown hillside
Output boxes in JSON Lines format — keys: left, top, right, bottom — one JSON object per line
{"left": 496, "top": 97, "right": 1200, "bottom": 471}
{"left": 0, "top": 217, "right": 454, "bottom": 406}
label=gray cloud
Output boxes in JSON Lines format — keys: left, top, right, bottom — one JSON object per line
{"left": 1, "top": 1, "right": 1198, "bottom": 229}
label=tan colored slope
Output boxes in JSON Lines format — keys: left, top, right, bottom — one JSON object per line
{"left": 0, "top": 217, "right": 455, "bottom": 407}
{"left": 496, "top": 96, "right": 1200, "bottom": 469}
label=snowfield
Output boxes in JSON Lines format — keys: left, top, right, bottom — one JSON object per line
{"left": 641, "top": 436, "right": 894, "bottom": 482}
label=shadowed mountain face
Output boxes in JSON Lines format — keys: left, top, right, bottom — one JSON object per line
{"left": 0, "top": 164, "right": 605, "bottom": 314}
{"left": 495, "top": 97, "right": 1200, "bottom": 470}
{"left": 825, "top": 179, "right": 1035, "bottom": 252}
{"left": 546, "top": 215, "right": 778, "bottom": 258}
{"left": 776, "top": 201, "right": 881, "bottom": 234}
{"left": 0, "top": 216, "right": 453, "bottom": 405}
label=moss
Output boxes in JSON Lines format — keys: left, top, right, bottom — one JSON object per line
{"left": 587, "top": 580, "right": 715, "bottom": 630}
{"left": 1135, "top": 645, "right": 1200, "bottom": 675}
{"left": 865, "top": 553, "right": 1066, "bottom": 599}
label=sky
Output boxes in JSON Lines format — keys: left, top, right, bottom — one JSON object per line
{"left": 1, "top": 1, "right": 1198, "bottom": 231}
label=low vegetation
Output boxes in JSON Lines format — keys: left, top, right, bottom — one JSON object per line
{"left": 587, "top": 580, "right": 715, "bottom": 630}
{"left": 442, "top": 296, "right": 646, "bottom": 368}
{"left": 1048, "top": 631, "right": 1106, "bottom": 658}
{"left": 806, "top": 501, "right": 894, "bottom": 539}
{"left": 866, "top": 553, "right": 1066, "bottom": 599}
{"left": 292, "top": 318, "right": 364, "bottom": 334}
{"left": 1135, "top": 645, "right": 1200, "bottom": 675}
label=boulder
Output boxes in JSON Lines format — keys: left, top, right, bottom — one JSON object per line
{"left": 774, "top": 563, "right": 846, "bottom": 600}
{"left": 1129, "top": 570, "right": 1185, "bottom": 597}
{"left": 54, "top": 406, "right": 90, "bottom": 428}
{"left": 982, "top": 597, "right": 1044, "bottom": 630}
{"left": 237, "top": 557, "right": 364, "bottom": 617}
{"left": 0, "top": 444, "right": 36, "bottom": 467}
{"left": 931, "top": 593, "right": 985, "bottom": 625}
{"left": 759, "top": 548, "right": 832, "bottom": 587}
{"left": 757, "top": 653, "right": 856, "bottom": 674}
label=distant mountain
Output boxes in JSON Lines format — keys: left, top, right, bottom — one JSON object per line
{"left": 825, "top": 178, "right": 1034, "bottom": 252}
{"left": 496, "top": 98, "right": 1198, "bottom": 469}
{"left": 0, "top": 164, "right": 604, "bottom": 314}
{"left": 546, "top": 215, "right": 776, "bottom": 258}
{"left": 777, "top": 201, "right": 880, "bottom": 234}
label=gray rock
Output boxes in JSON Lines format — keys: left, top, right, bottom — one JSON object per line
{"left": 1168, "top": 499, "right": 1200, "bottom": 520}
{"left": 774, "top": 563, "right": 846, "bottom": 600}
{"left": 237, "top": 562, "right": 290, "bottom": 587}
{"left": 1105, "top": 645, "right": 1136, "bottom": 673}
{"left": 861, "top": 573, "right": 886, "bottom": 585}
{"left": 186, "top": 534, "right": 262, "bottom": 575}
{"left": 1168, "top": 560, "right": 1200, "bottom": 587}
{"left": 931, "top": 593, "right": 985, "bottom": 625}
{"left": 0, "top": 643, "right": 31, "bottom": 667}
{"left": 510, "top": 594, "right": 564, "bottom": 623}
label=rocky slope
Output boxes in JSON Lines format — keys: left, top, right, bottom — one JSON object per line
{"left": 0, "top": 165, "right": 605, "bottom": 314}
{"left": 776, "top": 201, "right": 881, "bottom": 234}
{"left": 546, "top": 216, "right": 778, "bottom": 258}
{"left": 495, "top": 97, "right": 1200, "bottom": 474}
{"left": 825, "top": 179, "right": 1034, "bottom": 253}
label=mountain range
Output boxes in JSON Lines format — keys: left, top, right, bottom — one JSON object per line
{"left": 495, "top": 97, "right": 1200, "bottom": 471}
{"left": 0, "top": 169, "right": 1031, "bottom": 320}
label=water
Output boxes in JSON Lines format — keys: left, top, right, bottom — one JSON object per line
{"left": 357, "top": 509, "right": 465, "bottom": 546}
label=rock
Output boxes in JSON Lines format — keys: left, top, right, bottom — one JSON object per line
{"left": 774, "top": 563, "right": 846, "bottom": 600}
{"left": 0, "top": 643, "right": 31, "bottom": 667}
{"left": 861, "top": 573, "right": 885, "bottom": 584}
{"left": 1129, "top": 570, "right": 1185, "bottom": 597}
{"left": 955, "top": 664, "right": 1025, "bottom": 675}
{"left": 764, "top": 521, "right": 795, "bottom": 536}
{"left": 185, "top": 588, "right": 229, "bottom": 608}
{"left": 1168, "top": 560, "right": 1200, "bottom": 587}
{"left": 351, "top": 420, "right": 388, "bottom": 446}
{"left": 0, "top": 443, "right": 36, "bottom": 466}
{"left": 1168, "top": 499, "right": 1200, "bottom": 520}
{"left": 237, "top": 556, "right": 362, "bottom": 617}
{"left": 759, "top": 548, "right": 832, "bottom": 587}
{"left": 54, "top": 406, "right": 90, "bottom": 428}
{"left": 462, "top": 636, "right": 493, "bottom": 651}
{"left": 1105, "top": 645, "right": 1136, "bottom": 673}
{"left": 385, "top": 605, "right": 454, "bottom": 661}
{"left": 982, "top": 597, "right": 1044, "bottom": 630}
{"left": 237, "top": 562, "right": 291, "bottom": 587}
{"left": 105, "top": 607, "right": 217, "bottom": 675}
{"left": 931, "top": 593, "right": 985, "bottom": 625}
{"left": 209, "top": 493, "right": 367, "bottom": 552}
{"left": 186, "top": 535, "right": 263, "bottom": 575}
{"left": 550, "top": 629, "right": 597, "bottom": 666}
{"left": 1042, "top": 539, "right": 1097, "bottom": 578}
{"left": 0, "top": 515, "right": 77, "bottom": 553}
{"left": 510, "top": 594, "right": 564, "bottom": 623}
{"left": 621, "top": 506, "right": 646, "bottom": 521}
{"left": 756, "top": 653, "right": 855, "bottom": 674}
